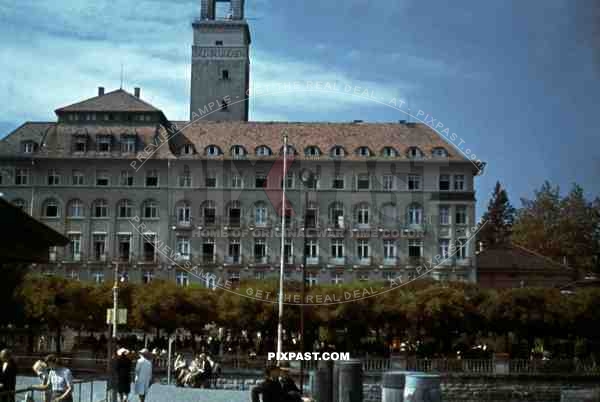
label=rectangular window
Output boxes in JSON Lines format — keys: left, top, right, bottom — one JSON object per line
{"left": 202, "top": 238, "right": 215, "bottom": 263}
{"left": 454, "top": 175, "right": 465, "bottom": 191}
{"left": 120, "top": 170, "right": 134, "bottom": 186}
{"left": 231, "top": 175, "right": 243, "bottom": 188}
{"left": 47, "top": 169, "right": 60, "bottom": 185}
{"left": 143, "top": 235, "right": 156, "bottom": 262}
{"left": 283, "top": 239, "right": 293, "bottom": 264}
{"left": 146, "top": 170, "right": 158, "bottom": 187}
{"left": 408, "top": 175, "right": 421, "bottom": 191}
{"left": 357, "top": 239, "right": 369, "bottom": 259}
{"left": 118, "top": 235, "right": 131, "bottom": 261}
{"left": 357, "top": 174, "right": 370, "bottom": 190}
{"left": 69, "top": 234, "right": 81, "bottom": 261}
{"left": 382, "top": 175, "right": 394, "bottom": 191}
{"left": 96, "top": 170, "right": 109, "bottom": 186}
{"left": 93, "top": 271, "right": 105, "bottom": 284}
{"left": 255, "top": 174, "right": 267, "bottom": 188}
{"left": 455, "top": 206, "right": 467, "bottom": 225}
{"left": 254, "top": 238, "right": 267, "bottom": 263}
{"left": 332, "top": 175, "right": 345, "bottom": 189}
{"left": 222, "top": 70, "right": 229, "bottom": 80}
{"left": 143, "top": 271, "right": 154, "bottom": 284}
{"left": 439, "top": 239, "right": 450, "bottom": 259}
{"left": 74, "top": 138, "right": 87, "bottom": 153}
{"left": 179, "top": 173, "right": 191, "bottom": 187}
{"left": 121, "top": 137, "right": 136, "bottom": 153}
{"left": 383, "top": 240, "right": 396, "bottom": 260}
{"left": 176, "top": 271, "right": 189, "bottom": 287}
{"left": 305, "top": 273, "right": 318, "bottom": 288}
{"left": 16, "top": 169, "right": 29, "bottom": 185}
{"left": 456, "top": 239, "right": 467, "bottom": 259}
{"left": 439, "top": 175, "right": 450, "bottom": 191}
{"left": 93, "top": 234, "right": 106, "bottom": 261}
{"left": 228, "top": 239, "right": 241, "bottom": 264}
{"left": 331, "top": 239, "right": 344, "bottom": 259}
{"left": 439, "top": 206, "right": 450, "bottom": 225}
{"left": 408, "top": 240, "right": 423, "bottom": 258}
{"left": 72, "top": 170, "right": 84, "bottom": 185}
{"left": 305, "top": 239, "right": 318, "bottom": 263}
{"left": 23, "top": 142, "right": 34, "bottom": 153}
{"left": 205, "top": 175, "right": 217, "bottom": 188}
{"left": 97, "top": 136, "right": 111, "bottom": 153}
{"left": 177, "top": 238, "right": 191, "bottom": 260}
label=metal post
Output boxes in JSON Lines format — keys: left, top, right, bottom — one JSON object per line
{"left": 112, "top": 263, "right": 119, "bottom": 339}
{"left": 167, "top": 336, "right": 175, "bottom": 385}
{"left": 276, "top": 133, "right": 288, "bottom": 364}
{"left": 301, "top": 189, "right": 307, "bottom": 393}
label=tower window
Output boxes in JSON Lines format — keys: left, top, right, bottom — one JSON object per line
{"left": 222, "top": 70, "right": 229, "bottom": 80}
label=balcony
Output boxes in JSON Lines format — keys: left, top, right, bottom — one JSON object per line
{"left": 456, "top": 257, "right": 472, "bottom": 266}
{"left": 355, "top": 257, "right": 372, "bottom": 267}
{"left": 305, "top": 256, "right": 319, "bottom": 266}
{"left": 171, "top": 215, "right": 194, "bottom": 230}
{"left": 224, "top": 255, "right": 242, "bottom": 265}
{"left": 254, "top": 256, "right": 269, "bottom": 265}
{"left": 383, "top": 257, "right": 398, "bottom": 267}
{"left": 329, "top": 257, "right": 346, "bottom": 266}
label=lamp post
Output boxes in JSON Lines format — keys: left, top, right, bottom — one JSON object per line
{"left": 299, "top": 168, "right": 316, "bottom": 394}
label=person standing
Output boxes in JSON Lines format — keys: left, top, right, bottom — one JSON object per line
{"left": 31, "top": 360, "right": 50, "bottom": 402}
{"left": 134, "top": 349, "right": 153, "bottom": 402}
{"left": 0, "top": 349, "right": 17, "bottom": 402}
{"left": 251, "top": 365, "right": 284, "bottom": 402}
{"left": 279, "top": 362, "right": 302, "bottom": 402}
{"left": 115, "top": 348, "right": 132, "bottom": 402}
{"left": 34, "top": 355, "right": 73, "bottom": 402}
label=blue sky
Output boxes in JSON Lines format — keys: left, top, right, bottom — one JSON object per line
{"left": 1, "top": 0, "right": 599, "bottom": 216}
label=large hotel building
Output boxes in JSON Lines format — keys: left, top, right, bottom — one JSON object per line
{"left": 0, "top": 0, "right": 482, "bottom": 288}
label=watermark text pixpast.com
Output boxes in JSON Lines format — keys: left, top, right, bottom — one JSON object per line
{"left": 268, "top": 352, "right": 350, "bottom": 361}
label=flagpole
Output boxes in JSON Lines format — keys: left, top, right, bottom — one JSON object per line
{"left": 276, "top": 132, "right": 288, "bottom": 365}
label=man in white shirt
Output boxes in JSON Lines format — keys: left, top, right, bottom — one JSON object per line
{"left": 134, "top": 349, "right": 153, "bottom": 402}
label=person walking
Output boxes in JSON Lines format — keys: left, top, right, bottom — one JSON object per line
{"left": 115, "top": 348, "right": 132, "bottom": 402}
{"left": 33, "top": 355, "right": 73, "bottom": 402}
{"left": 0, "top": 349, "right": 17, "bottom": 402}
{"left": 31, "top": 360, "right": 51, "bottom": 402}
{"left": 251, "top": 365, "right": 284, "bottom": 402}
{"left": 134, "top": 349, "right": 153, "bottom": 402}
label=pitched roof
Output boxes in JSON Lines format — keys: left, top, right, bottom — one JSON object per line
{"left": 173, "top": 121, "right": 477, "bottom": 164}
{"left": 477, "top": 243, "right": 572, "bottom": 272}
{"left": 55, "top": 89, "right": 162, "bottom": 113}
{"left": 0, "top": 122, "right": 55, "bottom": 154}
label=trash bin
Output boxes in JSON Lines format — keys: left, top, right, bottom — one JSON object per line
{"left": 333, "top": 359, "right": 362, "bottom": 402}
{"left": 403, "top": 373, "right": 441, "bottom": 402}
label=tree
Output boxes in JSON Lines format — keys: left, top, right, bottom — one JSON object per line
{"left": 478, "top": 181, "right": 516, "bottom": 247}
{"left": 513, "top": 182, "right": 600, "bottom": 272}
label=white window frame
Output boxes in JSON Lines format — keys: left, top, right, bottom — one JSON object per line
{"left": 93, "top": 200, "right": 108, "bottom": 218}
{"left": 455, "top": 205, "right": 468, "bottom": 225}
{"left": 408, "top": 175, "right": 421, "bottom": 191}
{"left": 68, "top": 200, "right": 83, "bottom": 218}
{"left": 16, "top": 168, "right": 29, "bottom": 185}
{"left": 122, "top": 137, "right": 136, "bottom": 154}
{"left": 177, "top": 237, "right": 191, "bottom": 260}
{"left": 144, "top": 201, "right": 159, "bottom": 219}
{"left": 207, "top": 145, "right": 220, "bottom": 157}
{"left": 145, "top": 170, "right": 159, "bottom": 187}
{"left": 357, "top": 239, "right": 370, "bottom": 259}
{"left": 439, "top": 239, "right": 450, "bottom": 259}
{"left": 382, "top": 174, "right": 394, "bottom": 191}
{"left": 96, "top": 170, "right": 110, "bottom": 186}
{"left": 454, "top": 174, "right": 466, "bottom": 191}
{"left": 176, "top": 271, "right": 189, "bottom": 287}
{"left": 255, "top": 204, "right": 268, "bottom": 226}
{"left": 69, "top": 234, "right": 81, "bottom": 261}
{"left": 408, "top": 239, "right": 423, "bottom": 258}
{"left": 177, "top": 204, "right": 191, "bottom": 225}
{"left": 439, "top": 174, "right": 451, "bottom": 191}
{"left": 357, "top": 174, "right": 370, "bottom": 190}
{"left": 356, "top": 204, "right": 370, "bottom": 225}
{"left": 408, "top": 205, "right": 423, "bottom": 225}
{"left": 439, "top": 206, "right": 450, "bottom": 225}
{"left": 231, "top": 175, "right": 243, "bottom": 188}
{"left": 383, "top": 240, "right": 396, "bottom": 260}
{"left": 256, "top": 146, "right": 271, "bottom": 156}
{"left": 72, "top": 170, "right": 84, "bottom": 185}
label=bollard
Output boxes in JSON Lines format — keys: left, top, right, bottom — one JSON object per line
{"left": 333, "top": 359, "right": 363, "bottom": 402}
{"left": 403, "top": 374, "right": 441, "bottom": 402}
{"left": 313, "top": 360, "right": 333, "bottom": 402}
{"left": 381, "top": 371, "right": 411, "bottom": 402}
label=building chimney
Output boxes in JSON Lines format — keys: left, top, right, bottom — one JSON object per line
{"left": 134, "top": 87, "right": 141, "bottom": 98}
{"left": 98, "top": 86, "right": 105, "bottom": 96}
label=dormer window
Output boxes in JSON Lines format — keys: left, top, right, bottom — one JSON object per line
{"left": 356, "top": 147, "right": 370, "bottom": 157}
{"left": 21, "top": 141, "right": 35, "bottom": 154}
{"left": 74, "top": 136, "right": 87, "bottom": 153}
{"left": 432, "top": 147, "right": 448, "bottom": 157}
{"left": 121, "top": 136, "right": 136, "bottom": 153}
{"left": 331, "top": 146, "right": 345, "bottom": 157}
{"left": 281, "top": 145, "right": 295, "bottom": 155}
{"left": 305, "top": 146, "right": 321, "bottom": 157}
{"left": 97, "top": 135, "right": 111, "bottom": 153}
{"left": 84, "top": 113, "right": 96, "bottom": 121}
{"left": 407, "top": 147, "right": 423, "bottom": 159}
{"left": 231, "top": 145, "right": 247, "bottom": 158}
{"left": 382, "top": 147, "right": 398, "bottom": 157}
{"left": 181, "top": 144, "right": 194, "bottom": 155}
{"left": 256, "top": 146, "right": 272, "bottom": 156}
{"left": 206, "top": 145, "right": 221, "bottom": 157}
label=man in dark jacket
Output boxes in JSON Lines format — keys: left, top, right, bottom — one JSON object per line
{"left": 0, "top": 349, "right": 17, "bottom": 402}
{"left": 251, "top": 365, "right": 284, "bottom": 402}
{"left": 279, "top": 362, "right": 302, "bottom": 402}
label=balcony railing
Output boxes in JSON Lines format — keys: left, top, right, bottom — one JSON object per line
{"left": 355, "top": 256, "right": 372, "bottom": 266}
{"left": 224, "top": 255, "right": 241, "bottom": 265}
{"left": 329, "top": 257, "right": 346, "bottom": 266}
{"left": 305, "top": 256, "right": 319, "bottom": 266}
{"left": 254, "top": 256, "right": 269, "bottom": 265}
{"left": 383, "top": 257, "right": 398, "bottom": 266}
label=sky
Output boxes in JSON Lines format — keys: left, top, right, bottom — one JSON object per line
{"left": 1, "top": 0, "right": 599, "bottom": 216}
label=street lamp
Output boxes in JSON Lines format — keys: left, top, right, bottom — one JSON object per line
{"left": 299, "top": 167, "right": 316, "bottom": 394}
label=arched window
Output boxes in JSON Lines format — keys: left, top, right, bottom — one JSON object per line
{"left": 176, "top": 201, "right": 191, "bottom": 225}
{"left": 227, "top": 200, "right": 241, "bottom": 226}
{"left": 256, "top": 145, "right": 272, "bottom": 156}
{"left": 355, "top": 202, "right": 370, "bottom": 226}
{"left": 304, "top": 146, "right": 321, "bottom": 157}
{"left": 356, "top": 146, "right": 371, "bottom": 157}
{"left": 93, "top": 199, "right": 109, "bottom": 218}
{"left": 201, "top": 200, "right": 216, "bottom": 225}
{"left": 42, "top": 199, "right": 60, "bottom": 218}
{"left": 67, "top": 199, "right": 84, "bottom": 218}
{"left": 408, "top": 203, "right": 423, "bottom": 225}
{"left": 118, "top": 200, "right": 133, "bottom": 218}
{"left": 280, "top": 145, "right": 296, "bottom": 155}
{"left": 231, "top": 145, "right": 247, "bottom": 157}
{"left": 254, "top": 201, "right": 268, "bottom": 226}
{"left": 142, "top": 200, "right": 159, "bottom": 219}
{"left": 328, "top": 201, "right": 345, "bottom": 227}
{"left": 432, "top": 147, "right": 448, "bottom": 157}
{"left": 206, "top": 145, "right": 222, "bottom": 157}
{"left": 381, "top": 147, "right": 398, "bottom": 157}
{"left": 330, "top": 146, "right": 345, "bottom": 158}
{"left": 180, "top": 143, "right": 194, "bottom": 156}
{"left": 407, "top": 147, "right": 423, "bottom": 159}
{"left": 305, "top": 201, "right": 318, "bottom": 228}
